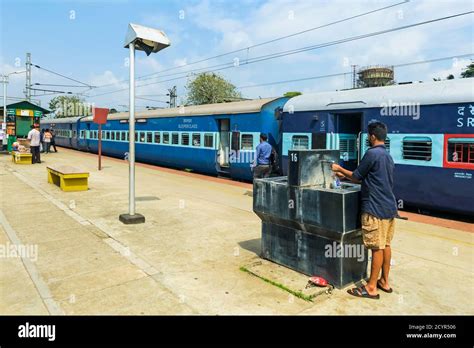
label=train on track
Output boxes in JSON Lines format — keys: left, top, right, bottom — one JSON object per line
{"left": 41, "top": 78, "right": 474, "bottom": 217}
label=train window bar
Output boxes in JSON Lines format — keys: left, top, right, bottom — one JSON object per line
{"left": 402, "top": 137, "right": 432, "bottom": 161}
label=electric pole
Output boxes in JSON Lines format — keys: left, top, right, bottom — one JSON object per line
{"left": 167, "top": 86, "right": 177, "bottom": 108}
{"left": 25, "top": 53, "right": 32, "bottom": 101}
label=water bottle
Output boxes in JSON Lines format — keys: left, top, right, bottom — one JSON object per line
{"left": 332, "top": 174, "right": 341, "bottom": 189}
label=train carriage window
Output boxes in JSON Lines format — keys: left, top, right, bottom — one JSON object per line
{"left": 73, "top": 130, "right": 77, "bottom": 138}
{"left": 192, "top": 133, "right": 201, "bottom": 147}
{"left": 366, "top": 137, "right": 390, "bottom": 152}
{"left": 339, "top": 138, "right": 356, "bottom": 159}
{"left": 181, "top": 133, "right": 190, "bottom": 146}
{"left": 163, "top": 132, "right": 170, "bottom": 144}
{"left": 292, "top": 135, "right": 309, "bottom": 150}
{"left": 172, "top": 132, "right": 179, "bottom": 145}
{"left": 154, "top": 132, "right": 161, "bottom": 144}
{"left": 135, "top": 132, "right": 138, "bottom": 142}
{"left": 80, "top": 130, "right": 84, "bottom": 139}
{"left": 121, "top": 132, "right": 126, "bottom": 141}
{"left": 139, "top": 132, "right": 146, "bottom": 143}
{"left": 447, "top": 139, "right": 474, "bottom": 163}
{"left": 402, "top": 137, "right": 432, "bottom": 161}
{"left": 115, "top": 131, "right": 120, "bottom": 140}
{"left": 102, "top": 131, "right": 105, "bottom": 139}
{"left": 111, "top": 131, "right": 115, "bottom": 141}
{"left": 241, "top": 134, "right": 254, "bottom": 150}
{"left": 146, "top": 132, "right": 153, "bottom": 143}
{"left": 204, "top": 133, "right": 213, "bottom": 148}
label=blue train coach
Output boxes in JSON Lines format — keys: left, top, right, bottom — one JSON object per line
{"left": 280, "top": 78, "right": 474, "bottom": 216}
{"left": 42, "top": 97, "right": 288, "bottom": 181}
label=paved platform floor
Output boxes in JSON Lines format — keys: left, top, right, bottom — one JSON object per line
{"left": 0, "top": 148, "right": 472, "bottom": 315}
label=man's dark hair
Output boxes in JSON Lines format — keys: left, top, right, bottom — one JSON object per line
{"left": 30, "top": 125, "right": 35, "bottom": 129}
{"left": 260, "top": 133, "right": 268, "bottom": 141}
{"left": 368, "top": 121, "right": 387, "bottom": 141}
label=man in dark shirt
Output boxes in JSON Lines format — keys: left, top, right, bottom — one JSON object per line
{"left": 332, "top": 121, "right": 397, "bottom": 299}
{"left": 253, "top": 133, "right": 272, "bottom": 179}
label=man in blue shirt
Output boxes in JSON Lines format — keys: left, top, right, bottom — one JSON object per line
{"left": 332, "top": 121, "right": 397, "bottom": 300}
{"left": 253, "top": 133, "right": 273, "bottom": 179}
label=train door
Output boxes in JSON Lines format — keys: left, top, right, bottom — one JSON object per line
{"left": 70, "top": 122, "right": 77, "bottom": 148}
{"left": 218, "top": 119, "right": 230, "bottom": 169}
{"left": 85, "top": 122, "right": 91, "bottom": 151}
{"left": 334, "top": 112, "right": 362, "bottom": 170}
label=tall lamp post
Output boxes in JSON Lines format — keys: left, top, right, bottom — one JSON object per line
{"left": 2, "top": 70, "right": 26, "bottom": 150}
{"left": 119, "top": 23, "right": 170, "bottom": 225}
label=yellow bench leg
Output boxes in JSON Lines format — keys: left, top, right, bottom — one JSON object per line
{"left": 47, "top": 171, "right": 54, "bottom": 184}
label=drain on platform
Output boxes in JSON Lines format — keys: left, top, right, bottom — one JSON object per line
{"left": 240, "top": 258, "right": 333, "bottom": 302}
{"left": 136, "top": 196, "right": 160, "bottom": 201}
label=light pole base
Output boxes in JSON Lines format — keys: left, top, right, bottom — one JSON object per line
{"left": 119, "top": 213, "right": 145, "bottom": 224}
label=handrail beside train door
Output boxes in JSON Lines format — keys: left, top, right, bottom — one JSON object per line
{"left": 357, "top": 131, "right": 362, "bottom": 165}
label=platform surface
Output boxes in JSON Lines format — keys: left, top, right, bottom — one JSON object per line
{"left": 1, "top": 148, "right": 472, "bottom": 315}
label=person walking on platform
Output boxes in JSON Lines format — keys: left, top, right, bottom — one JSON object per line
{"left": 332, "top": 121, "right": 397, "bottom": 300}
{"left": 27, "top": 125, "right": 41, "bottom": 164}
{"left": 43, "top": 129, "right": 52, "bottom": 154}
{"left": 50, "top": 129, "right": 57, "bottom": 152}
{"left": 252, "top": 133, "right": 273, "bottom": 179}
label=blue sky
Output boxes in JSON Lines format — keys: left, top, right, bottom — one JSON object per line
{"left": 1, "top": 0, "right": 473, "bottom": 111}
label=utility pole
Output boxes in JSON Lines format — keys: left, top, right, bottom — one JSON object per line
{"left": 2, "top": 75, "right": 7, "bottom": 149}
{"left": 25, "top": 53, "right": 32, "bottom": 101}
{"left": 167, "top": 86, "right": 177, "bottom": 108}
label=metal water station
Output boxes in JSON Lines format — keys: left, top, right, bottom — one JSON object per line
{"left": 253, "top": 149, "right": 368, "bottom": 288}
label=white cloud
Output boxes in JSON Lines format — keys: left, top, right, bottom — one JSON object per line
{"left": 180, "top": 0, "right": 473, "bottom": 97}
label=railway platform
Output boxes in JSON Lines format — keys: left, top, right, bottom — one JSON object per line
{"left": 0, "top": 148, "right": 472, "bottom": 315}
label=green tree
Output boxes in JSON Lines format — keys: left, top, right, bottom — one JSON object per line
{"left": 185, "top": 72, "right": 242, "bottom": 105}
{"left": 283, "top": 91, "right": 302, "bottom": 98}
{"left": 49, "top": 95, "right": 90, "bottom": 118}
{"left": 461, "top": 62, "right": 474, "bottom": 78}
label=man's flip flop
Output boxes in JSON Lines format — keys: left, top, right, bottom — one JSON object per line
{"left": 377, "top": 281, "right": 393, "bottom": 293}
{"left": 347, "top": 286, "right": 380, "bottom": 299}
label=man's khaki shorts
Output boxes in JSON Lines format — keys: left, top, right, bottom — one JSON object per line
{"left": 361, "top": 213, "right": 395, "bottom": 250}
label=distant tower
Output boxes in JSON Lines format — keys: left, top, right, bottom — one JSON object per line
{"left": 357, "top": 65, "right": 394, "bottom": 88}
{"left": 25, "top": 53, "right": 32, "bottom": 101}
{"left": 351, "top": 65, "right": 357, "bottom": 89}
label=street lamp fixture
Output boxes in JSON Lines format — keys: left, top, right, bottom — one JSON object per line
{"left": 119, "top": 23, "right": 170, "bottom": 225}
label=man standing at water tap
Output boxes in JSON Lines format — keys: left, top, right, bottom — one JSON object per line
{"left": 332, "top": 121, "right": 397, "bottom": 299}
{"left": 253, "top": 133, "right": 273, "bottom": 179}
